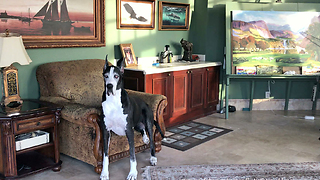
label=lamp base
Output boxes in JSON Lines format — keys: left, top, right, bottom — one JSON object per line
{"left": 1, "top": 64, "right": 22, "bottom": 107}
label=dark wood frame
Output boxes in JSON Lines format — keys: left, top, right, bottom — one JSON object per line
{"left": 158, "top": 1, "right": 190, "bottom": 31}
{"left": 120, "top": 43, "right": 138, "bottom": 67}
{"left": 21, "top": 0, "right": 105, "bottom": 48}
{"left": 117, "top": 0, "right": 155, "bottom": 30}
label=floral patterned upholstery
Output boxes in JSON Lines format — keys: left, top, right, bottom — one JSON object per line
{"left": 36, "top": 59, "right": 167, "bottom": 174}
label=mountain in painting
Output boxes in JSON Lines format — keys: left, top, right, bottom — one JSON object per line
{"left": 232, "top": 20, "right": 273, "bottom": 38}
{"left": 270, "top": 30, "right": 296, "bottom": 39}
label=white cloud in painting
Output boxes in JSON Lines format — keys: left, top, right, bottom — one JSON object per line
{"left": 232, "top": 10, "right": 320, "bottom": 33}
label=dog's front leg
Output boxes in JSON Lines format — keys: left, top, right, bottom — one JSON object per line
{"left": 126, "top": 128, "right": 138, "bottom": 180}
{"left": 100, "top": 130, "right": 110, "bottom": 180}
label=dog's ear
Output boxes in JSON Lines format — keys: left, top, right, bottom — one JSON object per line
{"left": 117, "top": 58, "right": 125, "bottom": 74}
{"left": 103, "top": 54, "right": 109, "bottom": 71}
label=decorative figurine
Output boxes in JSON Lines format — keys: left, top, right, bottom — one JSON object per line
{"left": 180, "top": 38, "right": 193, "bottom": 61}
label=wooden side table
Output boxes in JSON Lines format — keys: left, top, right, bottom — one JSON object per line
{"left": 0, "top": 99, "right": 62, "bottom": 179}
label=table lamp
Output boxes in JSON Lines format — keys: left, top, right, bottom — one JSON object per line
{"left": 0, "top": 30, "right": 32, "bottom": 107}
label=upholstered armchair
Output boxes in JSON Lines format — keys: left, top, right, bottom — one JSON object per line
{"left": 36, "top": 59, "right": 167, "bottom": 173}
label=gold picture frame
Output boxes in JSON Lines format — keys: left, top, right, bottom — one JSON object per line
{"left": 120, "top": 43, "right": 137, "bottom": 67}
{"left": 158, "top": 1, "right": 190, "bottom": 31}
{"left": 0, "top": 0, "right": 105, "bottom": 48}
{"left": 117, "top": 0, "right": 155, "bottom": 30}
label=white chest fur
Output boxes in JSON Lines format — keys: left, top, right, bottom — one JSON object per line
{"left": 102, "top": 89, "right": 128, "bottom": 136}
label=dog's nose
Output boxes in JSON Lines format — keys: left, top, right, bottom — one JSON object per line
{"left": 107, "top": 84, "right": 113, "bottom": 89}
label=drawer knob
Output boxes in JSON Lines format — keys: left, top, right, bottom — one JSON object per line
{"left": 168, "top": 73, "right": 171, "bottom": 76}
{"left": 37, "top": 122, "right": 41, "bottom": 126}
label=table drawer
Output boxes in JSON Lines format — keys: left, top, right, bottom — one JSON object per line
{"left": 13, "top": 115, "right": 55, "bottom": 134}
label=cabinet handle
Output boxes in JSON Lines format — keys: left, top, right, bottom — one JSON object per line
{"left": 168, "top": 73, "right": 171, "bottom": 76}
{"left": 190, "top": 70, "right": 192, "bottom": 73}
{"left": 207, "top": 68, "right": 209, "bottom": 71}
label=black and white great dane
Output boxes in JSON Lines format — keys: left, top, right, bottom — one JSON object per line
{"left": 100, "top": 56, "right": 164, "bottom": 180}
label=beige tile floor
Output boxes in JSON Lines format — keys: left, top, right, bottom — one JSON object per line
{"left": 19, "top": 110, "right": 320, "bottom": 180}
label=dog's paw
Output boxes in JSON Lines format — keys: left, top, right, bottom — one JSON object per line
{"left": 100, "top": 174, "right": 109, "bottom": 180}
{"left": 150, "top": 156, "right": 157, "bottom": 166}
{"left": 143, "top": 134, "right": 150, "bottom": 144}
{"left": 127, "top": 170, "right": 138, "bottom": 180}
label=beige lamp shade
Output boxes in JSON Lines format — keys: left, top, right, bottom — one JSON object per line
{"left": 0, "top": 35, "right": 32, "bottom": 67}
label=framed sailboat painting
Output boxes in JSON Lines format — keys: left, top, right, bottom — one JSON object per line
{"left": 0, "top": 0, "right": 105, "bottom": 48}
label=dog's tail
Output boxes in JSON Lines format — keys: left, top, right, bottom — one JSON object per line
{"left": 154, "top": 120, "right": 165, "bottom": 139}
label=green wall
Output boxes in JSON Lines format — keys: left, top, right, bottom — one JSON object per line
{"left": 18, "top": 0, "right": 194, "bottom": 99}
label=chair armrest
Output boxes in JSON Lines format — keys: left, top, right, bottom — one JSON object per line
{"left": 40, "top": 96, "right": 101, "bottom": 127}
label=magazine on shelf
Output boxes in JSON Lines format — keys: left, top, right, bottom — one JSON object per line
{"left": 15, "top": 130, "right": 50, "bottom": 151}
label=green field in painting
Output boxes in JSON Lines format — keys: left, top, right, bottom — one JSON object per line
{"left": 232, "top": 52, "right": 318, "bottom": 67}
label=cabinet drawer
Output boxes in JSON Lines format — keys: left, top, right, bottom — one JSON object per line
{"left": 13, "top": 115, "right": 55, "bottom": 134}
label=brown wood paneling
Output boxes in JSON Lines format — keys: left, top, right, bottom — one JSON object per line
{"left": 172, "top": 70, "right": 188, "bottom": 117}
{"left": 206, "top": 67, "right": 220, "bottom": 109}
{"left": 123, "top": 70, "right": 145, "bottom": 91}
{"left": 189, "top": 68, "right": 205, "bottom": 111}
{"left": 0, "top": 127, "right": 3, "bottom": 175}
{"left": 146, "top": 72, "right": 172, "bottom": 119}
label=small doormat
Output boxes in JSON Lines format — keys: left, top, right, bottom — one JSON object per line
{"left": 162, "top": 121, "right": 233, "bottom": 151}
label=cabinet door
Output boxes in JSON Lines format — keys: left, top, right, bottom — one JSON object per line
{"left": 123, "top": 70, "right": 145, "bottom": 91}
{"left": 145, "top": 72, "right": 172, "bottom": 119}
{"left": 188, "top": 68, "right": 206, "bottom": 111}
{"left": 171, "top": 70, "right": 188, "bottom": 117}
{"left": 205, "top": 67, "right": 219, "bottom": 109}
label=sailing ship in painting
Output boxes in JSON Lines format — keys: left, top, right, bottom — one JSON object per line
{"left": 33, "top": 0, "right": 74, "bottom": 28}
{"left": 0, "top": 0, "right": 93, "bottom": 36}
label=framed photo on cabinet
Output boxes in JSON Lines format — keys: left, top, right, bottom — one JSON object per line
{"left": 120, "top": 43, "right": 138, "bottom": 67}
{"left": 158, "top": 1, "right": 190, "bottom": 31}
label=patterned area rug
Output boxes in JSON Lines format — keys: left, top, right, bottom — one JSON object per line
{"left": 162, "top": 121, "right": 232, "bottom": 151}
{"left": 141, "top": 162, "right": 320, "bottom": 180}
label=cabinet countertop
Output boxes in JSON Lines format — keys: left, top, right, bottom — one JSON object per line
{"left": 125, "top": 61, "right": 222, "bottom": 74}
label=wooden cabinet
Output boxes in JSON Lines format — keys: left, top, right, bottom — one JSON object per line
{"left": 171, "top": 70, "right": 189, "bottom": 118}
{"left": 0, "top": 100, "right": 62, "bottom": 179}
{"left": 205, "top": 67, "right": 220, "bottom": 110}
{"left": 188, "top": 68, "right": 206, "bottom": 112}
{"left": 145, "top": 72, "right": 172, "bottom": 119}
{"left": 124, "top": 65, "right": 220, "bottom": 127}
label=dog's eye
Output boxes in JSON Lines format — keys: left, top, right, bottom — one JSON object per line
{"left": 114, "top": 75, "right": 119, "bottom": 79}
{"left": 105, "top": 75, "right": 108, "bottom": 78}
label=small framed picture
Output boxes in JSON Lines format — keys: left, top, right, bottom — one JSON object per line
{"left": 236, "top": 67, "right": 257, "bottom": 75}
{"left": 120, "top": 43, "right": 137, "bottom": 67}
{"left": 117, "top": 0, "right": 155, "bottom": 29}
{"left": 158, "top": 1, "right": 190, "bottom": 31}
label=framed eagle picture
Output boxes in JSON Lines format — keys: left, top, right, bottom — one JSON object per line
{"left": 117, "top": 0, "right": 155, "bottom": 29}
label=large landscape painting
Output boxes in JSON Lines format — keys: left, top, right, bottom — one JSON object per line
{"left": 232, "top": 10, "right": 320, "bottom": 72}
